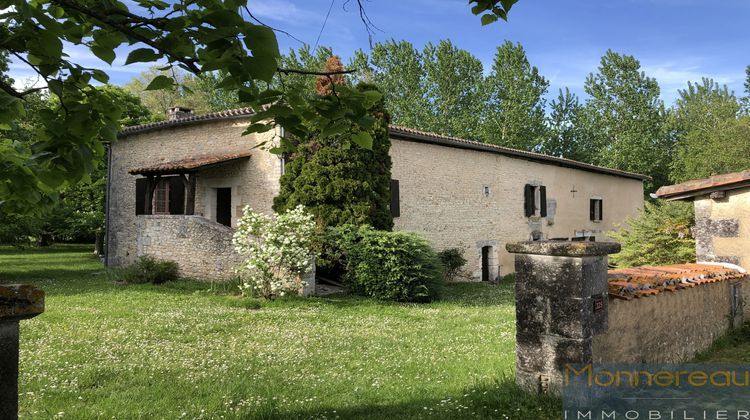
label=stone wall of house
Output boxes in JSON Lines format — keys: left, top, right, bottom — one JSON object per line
{"left": 390, "top": 139, "right": 645, "bottom": 278}
{"left": 107, "top": 119, "right": 281, "bottom": 267}
{"left": 693, "top": 187, "right": 750, "bottom": 268}
{"left": 136, "top": 215, "right": 242, "bottom": 280}
{"left": 593, "top": 278, "right": 750, "bottom": 363}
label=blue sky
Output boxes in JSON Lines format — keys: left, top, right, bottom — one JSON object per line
{"left": 9, "top": 0, "right": 750, "bottom": 106}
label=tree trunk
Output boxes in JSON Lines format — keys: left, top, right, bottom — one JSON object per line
{"left": 94, "top": 232, "right": 104, "bottom": 256}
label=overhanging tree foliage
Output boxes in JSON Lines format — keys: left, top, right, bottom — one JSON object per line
{"left": 0, "top": 0, "right": 385, "bottom": 215}
{"left": 0, "top": 85, "right": 154, "bottom": 247}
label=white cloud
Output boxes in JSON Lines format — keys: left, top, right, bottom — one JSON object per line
{"left": 250, "top": 0, "right": 319, "bottom": 26}
{"left": 642, "top": 62, "right": 739, "bottom": 87}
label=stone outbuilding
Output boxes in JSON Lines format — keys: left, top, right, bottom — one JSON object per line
{"left": 656, "top": 170, "right": 750, "bottom": 268}
{"left": 106, "top": 107, "right": 648, "bottom": 280}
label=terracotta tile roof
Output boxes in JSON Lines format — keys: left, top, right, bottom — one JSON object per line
{"left": 119, "top": 107, "right": 256, "bottom": 137}
{"left": 129, "top": 152, "right": 252, "bottom": 176}
{"left": 607, "top": 263, "right": 747, "bottom": 300}
{"left": 655, "top": 170, "right": 750, "bottom": 200}
{"left": 118, "top": 107, "right": 650, "bottom": 181}
{"left": 389, "top": 125, "right": 650, "bottom": 181}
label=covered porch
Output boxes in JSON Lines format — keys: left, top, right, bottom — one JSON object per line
{"left": 129, "top": 152, "right": 251, "bottom": 227}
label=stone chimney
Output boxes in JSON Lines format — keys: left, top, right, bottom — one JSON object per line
{"left": 167, "top": 106, "right": 193, "bottom": 121}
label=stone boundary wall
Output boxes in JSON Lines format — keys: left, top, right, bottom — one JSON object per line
{"left": 136, "top": 215, "right": 241, "bottom": 280}
{"left": 593, "top": 277, "right": 750, "bottom": 363}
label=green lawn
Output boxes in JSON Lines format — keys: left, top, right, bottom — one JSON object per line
{"left": 1, "top": 245, "right": 560, "bottom": 419}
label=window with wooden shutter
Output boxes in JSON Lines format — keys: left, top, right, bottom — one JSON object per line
{"left": 524, "top": 184, "right": 548, "bottom": 218}
{"left": 590, "top": 198, "right": 603, "bottom": 221}
{"left": 524, "top": 184, "right": 535, "bottom": 217}
{"left": 390, "top": 179, "right": 400, "bottom": 217}
{"left": 135, "top": 178, "right": 147, "bottom": 215}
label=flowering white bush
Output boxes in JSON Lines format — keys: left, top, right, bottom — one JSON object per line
{"left": 232, "top": 205, "right": 317, "bottom": 298}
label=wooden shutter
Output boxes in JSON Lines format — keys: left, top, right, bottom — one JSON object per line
{"left": 524, "top": 184, "right": 535, "bottom": 217}
{"left": 168, "top": 176, "right": 185, "bottom": 215}
{"left": 135, "top": 178, "right": 147, "bottom": 215}
{"left": 599, "top": 200, "right": 603, "bottom": 221}
{"left": 590, "top": 199, "right": 596, "bottom": 221}
{"left": 539, "top": 186, "right": 547, "bottom": 217}
{"left": 390, "top": 179, "right": 400, "bottom": 217}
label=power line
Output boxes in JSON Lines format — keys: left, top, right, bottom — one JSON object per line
{"left": 313, "top": 0, "right": 336, "bottom": 51}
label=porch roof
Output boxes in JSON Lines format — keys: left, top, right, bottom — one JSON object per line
{"left": 129, "top": 152, "right": 252, "bottom": 176}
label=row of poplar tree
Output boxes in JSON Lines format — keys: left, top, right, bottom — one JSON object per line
{"left": 276, "top": 40, "right": 750, "bottom": 194}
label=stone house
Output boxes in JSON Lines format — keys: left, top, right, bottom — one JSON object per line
{"left": 106, "top": 107, "right": 647, "bottom": 280}
{"left": 656, "top": 170, "right": 750, "bottom": 268}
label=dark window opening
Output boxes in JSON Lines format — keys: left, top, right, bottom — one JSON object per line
{"left": 590, "top": 198, "right": 603, "bottom": 221}
{"left": 390, "top": 179, "right": 400, "bottom": 218}
{"left": 216, "top": 188, "right": 232, "bottom": 227}
{"left": 481, "top": 246, "right": 491, "bottom": 282}
{"left": 524, "top": 184, "right": 547, "bottom": 217}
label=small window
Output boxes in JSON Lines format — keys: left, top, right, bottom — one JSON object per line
{"left": 524, "top": 184, "right": 547, "bottom": 218}
{"left": 152, "top": 179, "right": 170, "bottom": 214}
{"left": 590, "top": 198, "right": 603, "bottom": 222}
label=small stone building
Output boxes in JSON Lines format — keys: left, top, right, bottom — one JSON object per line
{"left": 656, "top": 170, "right": 750, "bottom": 268}
{"left": 106, "top": 107, "right": 647, "bottom": 280}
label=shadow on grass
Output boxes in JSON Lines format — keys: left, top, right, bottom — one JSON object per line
{"left": 253, "top": 377, "right": 561, "bottom": 420}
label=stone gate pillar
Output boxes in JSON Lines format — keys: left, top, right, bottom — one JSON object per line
{"left": 1, "top": 285, "right": 45, "bottom": 420}
{"left": 505, "top": 241, "right": 619, "bottom": 395}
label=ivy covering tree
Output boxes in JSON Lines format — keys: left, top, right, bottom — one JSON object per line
{"left": 273, "top": 57, "right": 393, "bottom": 231}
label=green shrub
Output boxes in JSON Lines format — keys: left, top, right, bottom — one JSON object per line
{"left": 316, "top": 224, "right": 362, "bottom": 279}
{"left": 344, "top": 228, "right": 444, "bottom": 302}
{"left": 609, "top": 200, "right": 696, "bottom": 268}
{"left": 438, "top": 248, "right": 467, "bottom": 281}
{"left": 111, "top": 256, "right": 180, "bottom": 284}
